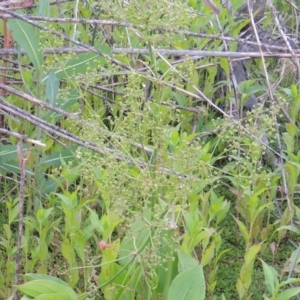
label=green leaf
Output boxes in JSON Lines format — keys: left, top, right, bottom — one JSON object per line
{"left": 201, "top": 241, "right": 215, "bottom": 267}
{"left": 35, "top": 293, "right": 74, "bottom": 300}
{"left": 286, "top": 123, "right": 297, "bottom": 138}
{"left": 283, "top": 133, "right": 294, "bottom": 153}
{"left": 0, "top": 160, "right": 34, "bottom": 176}
{"left": 244, "top": 84, "right": 267, "bottom": 94}
{"left": 173, "top": 91, "right": 186, "bottom": 106}
{"left": 46, "top": 71, "right": 59, "bottom": 105}
{"left": 177, "top": 250, "right": 198, "bottom": 273}
{"left": 119, "top": 216, "right": 151, "bottom": 266}
{"left": 277, "top": 287, "right": 300, "bottom": 300}
{"left": 24, "top": 274, "right": 72, "bottom": 289}
{"left": 167, "top": 265, "right": 205, "bottom": 300}
{"left": 244, "top": 244, "right": 261, "bottom": 267}
{"left": 40, "top": 146, "right": 78, "bottom": 166}
{"left": 189, "top": 229, "right": 213, "bottom": 252}
{"left": 8, "top": 19, "right": 44, "bottom": 72}
{"left": 221, "top": 294, "right": 227, "bottom": 300}
{"left": 14, "top": 280, "right": 77, "bottom": 299}
{"left": 296, "top": 207, "right": 300, "bottom": 222}
{"left": 44, "top": 52, "right": 106, "bottom": 81}
{"left": 37, "top": 0, "right": 50, "bottom": 16}
{"left": 285, "top": 162, "right": 299, "bottom": 194}
{"left": 0, "top": 145, "right": 27, "bottom": 164}
{"left": 291, "top": 84, "right": 298, "bottom": 99}
{"left": 220, "top": 58, "right": 229, "bottom": 78}
{"left": 260, "top": 259, "right": 279, "bottom": 295}
{"left": 61, "top": 240, "right": 76, "bottom": 265}
{"left": 87, "top": 207, "right": 104, "bottom": 234}
{"left": 275, "top": 225, "right": 300, "bottom": 236}
{"left": 236, "top": 278, "right": 246, "bottom": 300}
{"left": 36, "top": 208, "right": 53, "bottom": 225}
{"left": 232, "top": 215, "right": 249, "bottom": 245}
{"left": 97, "top": 44, "right": 112, "bottom": 56}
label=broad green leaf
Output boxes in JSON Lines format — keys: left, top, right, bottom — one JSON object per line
{"left": 248, "top": 196, "right": 258, "bottom": 213}
{"left": 40, "top": 146, "right": 77, "bottom": 166}
{"left": 24, "top": 274, "right": 72, "bottom": 289}
{"left": 37, "top": 0, "right": 50, "bottom": 16}
{"left": 3, "top": 224, "right": 12, "bottom": 240}
{"left": 97, "top": 44, "right": 112, "bottom": 56}
{"left": 155, "top": 230, "right": 177, "bottom": 294}
{"left": 289, "top": 161, "right": 300, "bottom": 170}
{"left": 216, "top": 201, "right": 230, "bottom": 224}
{"left": 167, "top": 265, "right": 205, "bottom": 300}
{"left": 260, "top": 259, "right": 279, "bottom": 295}
{"left": 275, "top": 225, "right": 300, "bottom": 235}
{"left": 0, "top": 145, "right": 28, "bottom": 164}
{"left": 244, "top": 244, "right": 261, "bottom": 267}
{"left": 73, "top": 234, "right": 87, "bottom": 262}
{"left": 201, "top": 241, "right": 215, "bottom": 267}
{"left": 36, "top": 208, "right": 53, "bottom": 225}
{"left": 8, "top": 201, "right": 19, "bottom": 224}
{"left": 232, "top": 216, "right": 249, "bottom": 245}
{"left": 35, "top": 293, "right": 74, "bottom": 300}
{"left": 285, "top": 162, "right": 299, "bottom": 193}
{"left": 39, "top": 242, "right": 48, "bottom": 261}
{"left": 46, "top": 71, "right": 59, "bottom": 105}
{"left": 238, "top": 244, "right": 261, "bottom": 298}
{"left": 15, "top": 280, "right": 77, "bottom": 298}
{"left": 61, "top": 240, "right": 76, "bottom": 265}
{"left": 220, "top": 58, "right": 229, "bottom": 78}
{"left": 87, "top": 207, "right": 104, "bottom": 234}
{"left": 189, "top": 229, "right": 213, "bottom": 252}
{"left": 232, "top": 19, "right": 251, "bottom": 36}
{"left": 286, "top": 123, "right": 297, "bottom": 137}
{"left": 296, "top": 207, "right": 300, "bottom": 222}
{"left": 283, "top": 133, "right": 294, "bottom": 153}
{"left": 0, "top": 160, "right": 34, "bottom": 176}
{"left": 177, "top": 250, "right": 198, "bottom": 273}
{"left": 173, "top": 91, "right": 186, "bottom": 106}
{"left": 8, "top": 19, "right": 44, "bottom": 72}
{"left": 244, "top": 84, "right": 267, "bottom": 94}
{"left": 291, "top": 84, "right": 298, "bottom": 99}
{"left": 236, "top": 278, "right": 246, "bottom": 300}
{"left": 252, "top": 203, "right": 273, "bottom": 225}
{"left": 277, "top": 287, "right": 300, "bottom": 300}
{"left": 45, "top": 52, "right": 106, "bottom": 81}
{"left": 119, "top": 216, "right": 151, "bottom": 266}
{"left": 204, "top": 65, "right": 217, "bottom": 98}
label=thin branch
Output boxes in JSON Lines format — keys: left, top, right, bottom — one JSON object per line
{"left": 0, "top": 128, "right": 46, "bottom": 147}
{"left": 284, "top": 0, "right": 300, "bottom": 13}
{"left": 268, "top": 0, "right": 300, "bottom": 87}
{"left": 4, "top": 15, "right": 296, "bottom": 52}
{"left": 1, "top": 46, "right": 300, "bottom": 58}
{"left": 0, "top": 82, "right": 82, "bottom": 117}
{"left": 248, "top": 0, "right": 294, "bottom": 224}
{"left": 0, "top": 98, "right": 195, "bottom": 179}
{"left": 0, "top": 7, "right": 132, "bottom": 71}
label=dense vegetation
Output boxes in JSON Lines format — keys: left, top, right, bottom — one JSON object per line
{"left": 1, "top": 0, "right": 300, "bottom": 299}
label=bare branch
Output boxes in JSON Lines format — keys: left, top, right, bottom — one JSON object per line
{"left": 0, "top": 98, "right": 196, "bottom": 179}
{"left": 0, "top": 46, "right": 300, "bottom": 58}
{"left": 0, "top": 128, "right": 46, "bottom": 147}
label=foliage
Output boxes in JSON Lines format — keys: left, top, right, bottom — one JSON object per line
{"left": 0, "top": 0, "right": 300, "bottom": 299}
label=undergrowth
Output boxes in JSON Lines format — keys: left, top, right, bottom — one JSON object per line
{"left": 1, "top": 1, "right": 300, "bottom": 300}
